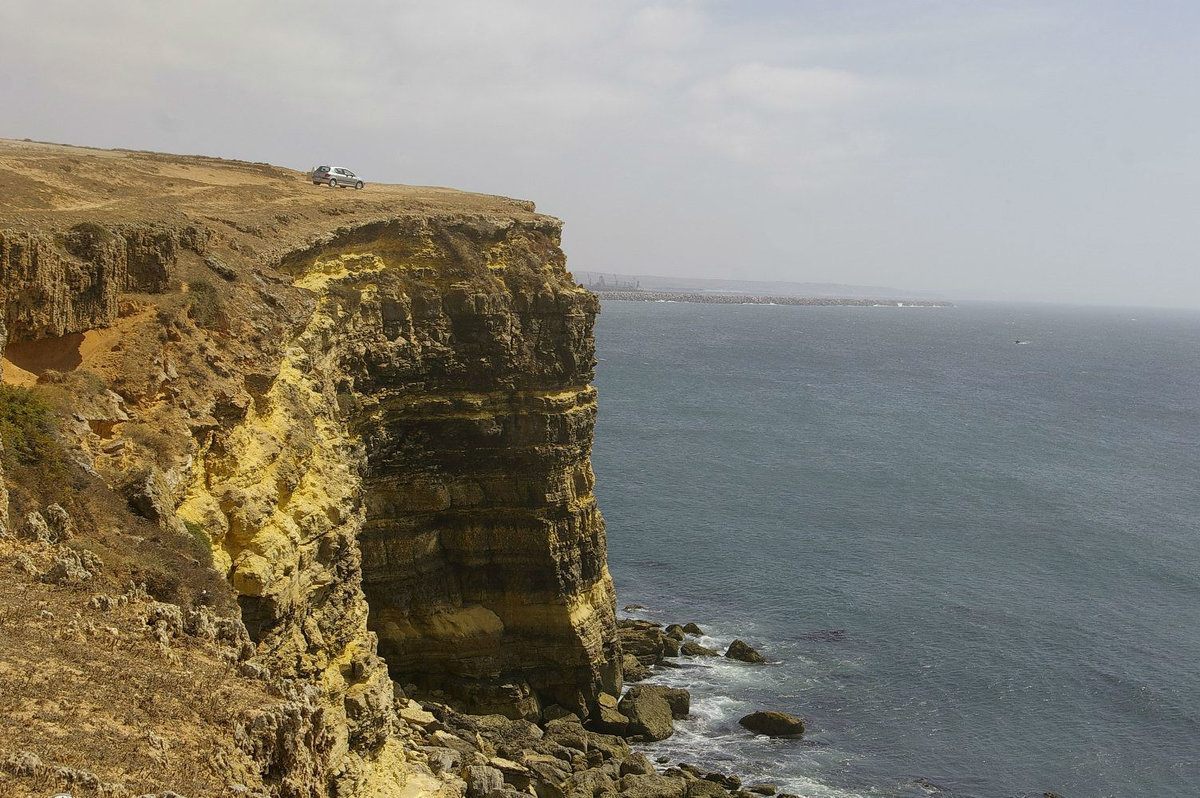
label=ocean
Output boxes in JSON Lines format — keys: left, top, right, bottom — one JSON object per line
{"left": 590, "top": 300, "right": 1200, "bottom": 798}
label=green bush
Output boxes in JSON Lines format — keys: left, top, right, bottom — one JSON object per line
{"left": 0, "top": 384, "right": 63, "bottom": 475}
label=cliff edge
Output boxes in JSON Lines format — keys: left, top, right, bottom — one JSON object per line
{"left": 0, "top": 140, "right": 620, "bottom": 797}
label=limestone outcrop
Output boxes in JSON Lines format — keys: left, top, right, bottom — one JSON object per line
{"left": 0, "top": 139, "right": 621, "bottom": 797}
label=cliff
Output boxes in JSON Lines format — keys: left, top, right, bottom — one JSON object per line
{"left": 0, "top": 140, "right": 620, "bottom": 797}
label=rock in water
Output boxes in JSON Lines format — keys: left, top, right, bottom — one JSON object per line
{"left": 680, "top": 641, "right": 719, "bottom": 657}
{"left": 619, "top": 686, "right": 675, "bottom": 741}
{"left": 639, "top": 685, "right": 690, "bottom": 719}
{"left": 725, "top": 639, "right": 766, "bottom": 663}
{"left": 738, "top": 711, "right": 805, "bottom": 737}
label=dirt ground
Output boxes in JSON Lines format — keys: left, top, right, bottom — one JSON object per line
{"left": 0, "top": 137, "right": 541, "bottom": 239}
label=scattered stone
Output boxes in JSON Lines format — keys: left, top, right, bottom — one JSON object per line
{"left": 618, "top": 686, "right": 675, "bottom": 742}
{"left": 418, "top": 745, "right": 461, "bottom": 775}
{"left": 680, "top": 641, "right": 719, "bottom": 657}
{"left": 87, "top": 593, "right": 127, "bottom": 611}
{"left": 656, "top": 756, "right": 670, "bottom": 764}
{"left": 664, "top": 624, "right": 686, "bottom": 640}
{"left": 43, "top": 548, "right": 103, "bottom": 585}
{"left": 738, "top": 711, "right": 804, "bottom": 738}
{"left": 748, "top": 784, "right": 777, "bottom": 795}
{"left": 18, "top": 511, "right": 53, "bottom": 544}
{"left": 431, "top": 729, "right": 478, "bottom": 754}
{"left": 682, "top": 623, "right": 704, "bottom": 635}
{"left": 704, "top": 772, "right": 741, "bottom": 790}
{"left": 623, "top": 604, "right": 646, "bottom": 611}
{"left": 724, "top": 640, "right": 766, "bottom": 664}
{"left": 399, "top": 699, "right": 438, "bottom": 728}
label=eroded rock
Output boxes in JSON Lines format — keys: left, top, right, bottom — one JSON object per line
{"left": 724, "top": 640, "right": 766, "bottom": 664}
{"left": 738, "top": 711, "right": 804, "bottom": 737}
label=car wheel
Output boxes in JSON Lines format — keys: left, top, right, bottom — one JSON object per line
{"left": 355, "top": 181, "right": 363, "bottom": 190}
{"left": 328, "top": 178, "right": 338, "bottom": 188}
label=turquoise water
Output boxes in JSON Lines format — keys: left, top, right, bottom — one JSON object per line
{"left": 591, "top": 300, "right": 1200, "bottom": 797}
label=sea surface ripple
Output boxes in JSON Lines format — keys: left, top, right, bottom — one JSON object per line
{"left": 592, "top": 300, "right": 1200, "bottom": 798}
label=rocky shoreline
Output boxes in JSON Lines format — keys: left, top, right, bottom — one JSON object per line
{"left": 400, "top": 614, "right": 803, "bottom": 798}
{"left": 595, "top": 291, "right": 952, "bottom": 308}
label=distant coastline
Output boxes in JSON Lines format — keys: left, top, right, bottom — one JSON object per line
{"left": 593, "top": 290, "right": 953, "bottom": 308}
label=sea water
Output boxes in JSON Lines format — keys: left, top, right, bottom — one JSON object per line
{"left": 591, "top": 300, "right": 1200, "bottom": 798}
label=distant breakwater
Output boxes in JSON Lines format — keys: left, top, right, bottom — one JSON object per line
{"left": 593, "top": 291, "right": 952, "bottom": 308}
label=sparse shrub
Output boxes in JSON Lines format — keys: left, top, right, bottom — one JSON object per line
{"left": 186, "top": 279, "right": 225, "bottom": 329}
{"left": 0, "top": 384, "right": 65, "bottom": 477}
{"left": 183, "top": 519, "right": 214, "bottom": 568}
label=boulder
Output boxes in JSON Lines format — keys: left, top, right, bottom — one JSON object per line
{"left": 686, "top": 780, "right": 729, "bottom": 798}
{"left": 704, "top": 773, "right": 740, "bottom": 790}
{"left": 430, "top": 729, "right": 479, "bottom": 754}
{"left": 399, "top": 699, "right": 438, "bottom": 729}
{"left": 618, "top": 619, "right": 667, "bottom": 665}
{"left": 747, "top": 785, "right": 776, "bottom": 795}
{"left": 543, "top": 718, "right": 589, "bottom": 752}
{"left": 18, "top": 512, "right": 53, "bottom": 544}
{"left": 466, "top": 765, "right": 505, "bottom": 798}
{"left": 622, "top": 653, "right": 652, "bottom": 682}
{"left": 417, "top": 746, "right": 461, "bottom": 774}
{"left": 661, "top": 636, "right": 681, "bottom": 657}
{"left": 620, "top": 752, "right": 657, "bottom": 777}
{"left": 639, "top": 685, "right": 690, "bottom": 719}
{"left": 664, "top": 624, "right": 686, "bottom": 640}
{"left": 619, "top": 774, "right": 687, "bottom": 798}
{"left": 589, "top": 693, "right": 630, "bottom": 736}
{"left": 562, "top": 768, "right": 616, "bottom": 798}
{"left": 489, "top": 756, "right": 533, "bottom": 790}
{"left": 619, "top": 686, "right": 675, "bottom": 742}
{"left": 542, "top": 704, "right": 579, "bottom": 723}
{"left": 738, "top": 711, "right": 804, "bottom": 737}
{"left": 724, "top": 640, "right": 766, "bottom": 664}
{"left": 474, "top": 713, "right": 545, "bottom": 755}
{"left": 682, "top": 623, "right": 704, "bottom": 635}
{"left": 681, "top": 641, "right": 719, "bottom": 657}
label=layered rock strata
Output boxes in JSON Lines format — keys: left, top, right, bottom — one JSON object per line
{"left": 0, "top": 139, "right": 621, "bottom": 796}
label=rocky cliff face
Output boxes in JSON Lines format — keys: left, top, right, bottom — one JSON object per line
{"left": 0, "top": 140, "right": 620, "bottom": 797}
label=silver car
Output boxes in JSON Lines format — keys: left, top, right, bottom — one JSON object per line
{"left": 309, "top": 165, "right": 365, "bottom": 189}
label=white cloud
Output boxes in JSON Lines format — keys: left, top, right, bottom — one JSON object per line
{"left": 695, "top": 64, "right": 867, "bottom": 112}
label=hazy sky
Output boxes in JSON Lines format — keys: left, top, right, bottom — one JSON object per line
{"left": 4, "top": 1, "right": 1199, "bottom": 307}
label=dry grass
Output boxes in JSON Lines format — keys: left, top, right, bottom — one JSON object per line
{"left": 0, "top": 539, "right": 271, "bottom": 797}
